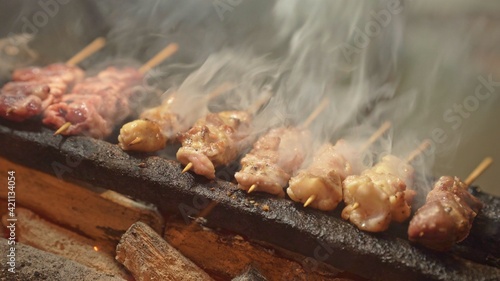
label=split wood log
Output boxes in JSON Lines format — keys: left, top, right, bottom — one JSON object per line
{"left": 0, "top": 156, "right": 164, "bottom": 250}
{"left": 0, "top": 238, "right": 125, "bottom": 281}
{"left": 232, "top": 266, "right": 268, "bottom": 281}
{"left": 115, "top": 221, "right": 213, "bottom": 281}
{"left": 1, "top": 207, "right": 128, "bottom": 278}
{"left": 164, "top": 220, "right": 347, "bottom": 281}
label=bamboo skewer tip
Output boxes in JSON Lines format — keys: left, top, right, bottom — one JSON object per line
{"left": 181, "top": 162, "right": 193, "bottom": 174}
{"left": 406, "top": 139, "right": 432, "bottom": 163}
{"left": 65, "top": 37, "right": 106, "bottom": 66}
{"left": 247, "top": 184, "right": 257, "bottom": 194}
{"left": 206, "top": 82, "right": 236, "bottom": 101}
{"left": 464, "top": 157, "right": 493, "bottom": 186}
{"left": 360, "top": 121, "right": 392, "bottom": 152}
{"left": 247, "top": 89, "right": 273, "bottom": 116}
{"left": 128, "top": 137, "right": 142, "bottom": 146}
{"left": 303, "top": 195, "right": 316, "bottom": 208}
{"left": 300, "top": 97, "right": 330, "bottom": 129}
{"left": 53, "top": 122, "right": 71, "bottom": 136}
{"left": 139, "top": 43, "right": 179, "bottom": 74}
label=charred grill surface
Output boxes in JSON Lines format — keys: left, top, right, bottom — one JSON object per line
{"left": 0, "top": 120, "right": 499, "bottom": 281}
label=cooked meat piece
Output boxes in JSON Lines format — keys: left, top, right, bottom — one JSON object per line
{"left": 342, "top": 175, "right": 392, "bottom": 232}
{"left": 43, "top": 94, "right": 125, "bottom": 138}
{"left": 118, "top": 119, "right": 167, "bottom": 151}
{"left": 371, "top": 154, "right": 416, "bottom": 204}
{"left": 408, "top": 176, "right": 483, "bottom": 251}
{"left": 139, "top": 95, "right": 181, "bottom": 139}
{"left": 361, "top": 171, "right": 411, "bottom": 223}
{"left": 70, "top": 77, "right": 125, "bottom": 96}
{"left": 235, "top": 127, "right": 312, "bottom": 197}
{"left": 118, "top": 95, "right": 184, "bottom": 152}
{"left": 287, "top": 141, "right": 352, "bottom": 211}
{"left": 333, "top": 139, "right": 365, "bottom": 175}
{"left": 42, "top": 67, "right": 143, "bottom": 138}
{"left": 177, "top": 111, "right": 252, "bottom": 179}
{"left": 71, "top": 67, "right": 142, "bottom": 98}
{"left": 12, "top": 63, "right": 84, "bottom": 86}
{"left": 0, "top": 82, "right": 50, "bottom": 121}
{"left": 4, "top": 77, "right": 68, "bottom": 99}
{"left": 0, "top": 63, "right": 84, "bottom": 122}
{"left": 341, "top": 154, "right": 415, "bottom": 232}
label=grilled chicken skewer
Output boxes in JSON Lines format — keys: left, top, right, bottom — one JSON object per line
{"left": 0, "top": 37, "right": 105, "bottom": 122}
{"left": 287, "top": 121, "right": 391, "bottom": 211}
{"left": 45, "top": 67, "right": 144, "bottom": 137}
{"left": 235, "top": 98, "right": 329, "bottom": 197}
{"left": 46, "top": 43, "right": 179, "bottom": 138}
{"left": 341, "top": 140, "right": 430, "bottom": 232}
{"left": 118, "top": 82, "right": 234, "bottom": 152}
{"left": 407, "top": 157, "right": 492, "bottom": 251}
{"left": 177, "top": 91, "right": 271, "bottom": 179}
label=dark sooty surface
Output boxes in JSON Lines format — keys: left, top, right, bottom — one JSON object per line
{"left": 0, "top": 120, "right": 499, "bottom": 281}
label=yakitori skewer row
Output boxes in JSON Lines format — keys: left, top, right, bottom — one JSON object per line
{"left": 118, "top": 82, "right": 235, "bottom": 152}
{"left": 0, "top": 37, "right": 105, "bottom": 122}
{"left": 47, "top": 43, "right": 179, "bottom": 138}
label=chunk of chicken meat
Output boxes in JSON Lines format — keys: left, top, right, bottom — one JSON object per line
{"left": 118, "top": 95, "right": 180, "bottom": 151}
{"left": 342, "top": 154, "right": 415, "bottom": 232}
{"left": 235, "top": 127, "right": 312, "bottom": 197}
{"left": 342, "top": 175, "right": 392, "bottom": 232}
{"left": 362, "top": 171, "right": 411, "bottom": 223}
{"left": 287, "top": 141, "right": 353, "bottom": 211}
{"left": 371, "top": 154, "right": 416, "bottom": 203}
{"left": 0, "top": 82, "right": 51, "bottom": 122}
{"left": 12, "top": 63, "right": 84, "bottom": 86}
{"left": 139, "top": 95, "right": 182, "bottom": 139}
{"left": 42, "top": 67, "right": 142, "bottom": 138}
{"left": 118, "top": 119, "right": 167, "bottom": 151}
{"left": 408, "top": 176, "right": 483, "bottom": 251}
{"left": 1, "top": 63, "right": 83, "bottom": 122}
{"left": 176, "top": 111, "right": 252, "bottom": 179}
{"left": 44, "top": 93, "right": 129, "bottom": 138}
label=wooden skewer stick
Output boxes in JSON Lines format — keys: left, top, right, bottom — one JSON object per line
{"left": 464, "top": 157, "right": 493, "bottom": 186}
{"left": 66, "top": 37, "right": 106, "bottom": 66}
{"left": 138, "top": 43, "right": 179, "bottom": 74}
{"left": 247, "top": 184, "right": 258, "bottom": 194}
{"left": 55, "top": 42, "right": 179, "bottom": 136}
{"left": 406, "top": 139, "right": 432, "bottom": 163}
{"left": 303, "top": 121, "right": 391, "bottom": 207}
{"left": 128, "top": 137, "right": 142, "bottom": 146}
{"left": 247, "top": 87, "right": 273, "bottom": 116}
{"left": 53, "top": 122, "right": 71, "bottom": 136}
{"left": 206, "top": 82, "right": 236, "bottom": 101}
{"left": 299, "top": 97, "right": 330, "bottom": 130}
{"left": 181, "top": 162, "right": 193, "bottom": 174}
{"left": 303, "top": 194, "right": 316, "bottom": 207}
{"left": 359, "top": 121, "right": 392, "bottom": 152}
